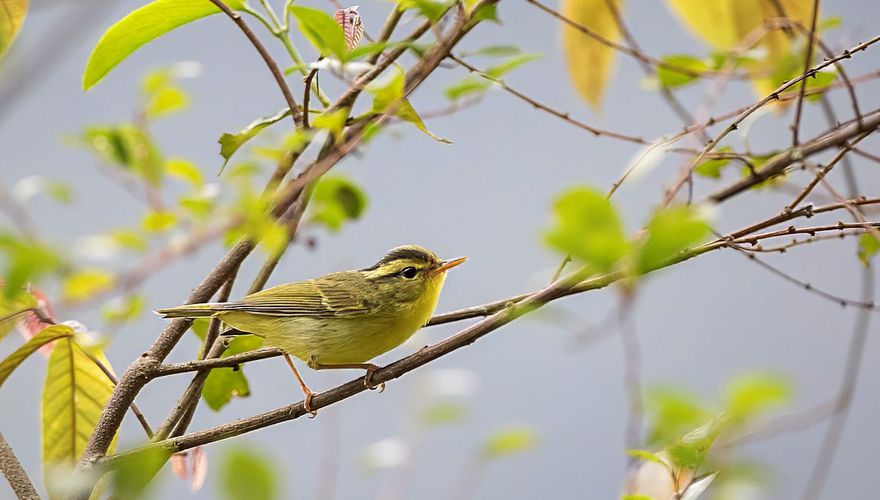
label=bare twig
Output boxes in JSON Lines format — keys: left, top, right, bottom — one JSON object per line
{"left": 790, "top": 0, "right": 821, "bottom": 147}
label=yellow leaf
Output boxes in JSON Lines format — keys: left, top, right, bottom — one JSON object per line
{"left": 0, "top": 0, "right": 28, "bottom": 58}
{"left": 664, "top": 0, "right": 814, "bottom": 100}
{"left": 561, "top": 0, "right": 624, "bottom": 109}
{"left": 63, "top": 270, "right": 115, "bottom": 301}
{"left": 42, "top": 337, "right": 116, "bottom": 489}
{"left": 0, "top": 325, "right": 73, "bottom": 388}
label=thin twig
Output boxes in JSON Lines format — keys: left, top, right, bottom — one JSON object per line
{"left": 790, "top": 0, "right": 821, "bottom": 147}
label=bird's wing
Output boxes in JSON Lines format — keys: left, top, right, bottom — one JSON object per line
{"left": 215, "top": 275, "right": 372, "bottom": 318}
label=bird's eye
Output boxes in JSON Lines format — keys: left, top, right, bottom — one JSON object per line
{"left": 400, "top": 267, "right": 418, "bottom": 279}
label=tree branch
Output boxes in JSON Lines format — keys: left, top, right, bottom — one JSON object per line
{"left": 0, "top": 432, "right": 39, "bottom": 500}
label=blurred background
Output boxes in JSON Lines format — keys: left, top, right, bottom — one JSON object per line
{"left": 2, "top": 0, "right": 880, "bottom": 498}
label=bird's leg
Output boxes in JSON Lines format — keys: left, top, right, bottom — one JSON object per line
{"left": 310, "top": 358, "right": 385, "bottom": 392}
{"left": 283, "top": 354, "right": 317, "bottom": 417}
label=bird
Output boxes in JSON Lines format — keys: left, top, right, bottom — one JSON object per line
{"left": 156, "top": 245, "right": 465, "bottom": 414}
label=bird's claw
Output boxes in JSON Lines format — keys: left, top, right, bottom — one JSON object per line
{"left": 364, "top": 366, "right": 385, "bottom": 392}
{"left": 304, "top": 391, "right": 318, "bottom": 418}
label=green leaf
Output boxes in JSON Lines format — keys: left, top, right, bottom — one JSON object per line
{"left": 0, "top": 325, "right": 73, "bottom": 389}
{"left": 544, "top": 187, "right": 629, "bottom": 272}
{"left": 220, "top": 446, "right": 279, "bottom": 500}
{"left": 804, "top": 70, "right": 837, "bottom": 102}
{"left": 665, "top": 414, "right": 728, "bottom": 469}
{"left": 725, "top": 373, "right": 790, "bottom": 423}
{"left": 460, "top": 45, "right": 521, "bottom": 57}
{"left": 645, "top": 388, "right": 709, "bottom": 445}
{"left": 444, "top": 77, "right": 492, "bottom": 101}
{"left": 0, "top": 233, "right": 63, "bottom": 298}
{"left": 165, "top": 159, "right": 203, "bottom": 187}
{"left": 635, "top": 206, "right": 709, "bottom": 274}
{"left": 0, "top": 292, "right": 36, "bottom": 341}
{"left": 111, "top": 447, "right": 172, "bottom": 499}
{"left": 218, "top": 108, "right": 291, "bottom": 170}
{"left": 858, "top": 233, "right": 880, "bottom": 266}
{"left": 146, "top": 85, "right": 188, "bottom": 118}
{"left": 369, "top": 69, "right": 451, "bottom": 143}
{"left": 818, "top": 16, "right": 842, "bottom": 31}
{"left": 422, "top": 401, "right": 467, "bottom": 426}
{"left": 0, "top": 0, "right": 28, "bottom": 58}
{"left": 80, "top": 125, "right": 164, "bottom": 186}
{"left": 482, "top": 425, "right": 538, "bottom": 460}
{"left": 657, "top": 54, "right": 708, "bottom": 88}
{"left": 621, "top": 495, "right": 657, "bottom": 500}
{"left": 83, "top": 0, "right": 244, "bottom": 90}
{"left": 397, "top": 0, "right": 450, "bottom": 23}
{"left": 290, "top": 5, "right": 347, "bottom": 59}
{"left": 694, "top": 147, "right": 733, "bottom": 179}
{"left": 311, "top": 108, "right": 350, "bottom": 143}
{"left": 485, "top": 53, "right": 540, "bottom": 78}
{"left": 308, "top": 176, "right": 368, "bottom": 232}
{"left": 626, "top": 449, "right": 671, "bottom": 472}
{"left": 102, "top": 294, "right": 145, "bottom": 323}
{"left": 42, "top": 337, "right": 116, "bottom": 481}
{"left": 202, "top": 335, "right": 262, "bottom": 411}
{"left": 63, "top": 269, "right": 114, "bottom": 301}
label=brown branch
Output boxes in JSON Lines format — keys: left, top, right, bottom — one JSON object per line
{"left": 790, "top": 0, "right": 821, "bottom": 147}
{"left": 784, "top": 131, "right": 872, "bottom": 211}
{"left": 706, "top": 108, "right": 880, "bottom": 203}
{"left": 207, "top": 0, "right": 302, "bottom": 127}
{"left": 0, "top": 432, "right": 39, "bottom": 500}
{"left": 156, "top": 347, "right": 285, "bottom": 376}
{"left": 670, "top": 35, "right": 880, "bottom": 205}
{"left": 98, "top": 201, "right": 880, "bottom": 464}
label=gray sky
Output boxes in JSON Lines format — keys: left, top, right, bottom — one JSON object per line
{"left": 2, "top": 1, "right": 880, "bottom": 498}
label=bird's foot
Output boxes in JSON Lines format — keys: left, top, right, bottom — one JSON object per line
{"left": 364, "top": 364, "right": 385, "bottom": 392}
{"left": 303, "top": 390, "right": 318, "bottom": 418}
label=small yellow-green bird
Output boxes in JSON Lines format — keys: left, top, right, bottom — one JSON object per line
{"left": 156, "top": 245, "right": 465, "bottom": 413}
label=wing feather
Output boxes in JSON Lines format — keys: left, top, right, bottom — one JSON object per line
{"left": 214, "top": 275, "right": 372, "bottom": 318}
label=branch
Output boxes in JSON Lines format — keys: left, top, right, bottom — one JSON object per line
{"left": 790, "top": 0, "right": 821, "bottom": 147}
{"left": 671, "top": 35, "right": 880, "bottom": 204}
{"left": 99, "top": 201, "right": 880, "bottom": 464}
{"left": 207, "top": 0, "right": 302, "bottom": 127}
{"left": 0, "top": 432, "right": 39, "bottom": 500}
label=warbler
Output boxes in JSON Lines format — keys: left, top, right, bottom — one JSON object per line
{"left": 156, "top": 245, "right": 465, "bottom": 413}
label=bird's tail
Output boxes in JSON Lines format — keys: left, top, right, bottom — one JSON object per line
{"left": 155, "top": 303, "right": 221, "bottom": 319}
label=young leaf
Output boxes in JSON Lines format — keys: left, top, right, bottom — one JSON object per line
{"left": 725, "top": 373, "right": 790, "bottom": 423}
{"left": 0, "top": 325, "right": 73, "bottom": 388}
{"left": 693, "top": 147, "right": 733, "bottom": 179}
{"left": 484, "top": 53, "right": 541, "bottom": 79}
{"left": 369, "top": 69, "right": 450, "bottom": 143}
{"left": 545, "top": 187, "right": 629, "bottom": 272}
{"left": 857, "top": 233, "right": 880, "bottom": 266}
{"left": 422, "top": 401, "right": 467, "bottom": 426}
{"left": 63, "top": 269, "right": 115, "bottom": 301}
{"left": 635, "top": 206, "right": 709, "bottom": 274}
{"left": 202, "top": 335, "right": 262, "bottom": 411}
{"left": 482, "top": 425, "right": 538, "bottom": 460}
{"left": 444, "top": 77, "right": 492, "bottom": 101}
{"left": 656, "top": 54, "right": 708, "bottom": 88}
{"left": 111, "top": 447, "right": 173, "bottom": 499}
{"left": 665, "top": 414, "right": 728, "bottom": 469}
{"left": 804, "top": 70, "right": 837, "bottom": 102}
{"left": 0, "top": 291, "right": 37, "bottom": 341}
{"left": 219, "top": 446, "right": 279, "bottom": 500}
{"left": 626, "top": 449, "right": 672, "bottom": 473}
{"left": 165, "top": 159, "right": 204, "bottom": 187}
{"left": 561, "top": 0, "right": 623, "bottom": 109}
{"left": 311, "top": 108, "right": 350, "bottom": 143}
{"left": 290, "top": 6, "right": 348, "bottom": 60}
{"left": 83, "top": 0, "right": 244, "bottom": 90}
{"left": 80, "top": 125, "right": 164, "bottom": 186}
{"left": 398, "top": 0, "right": 449, "bottom": 23}
{"left": 0, "top": 0, "right": 28, "bottom": 58}
{"left": 42, "top": 337, "right": 117, "bottom": 481}
{"left": 308, "top": 176, "right": 368, "bottom": 232}
{"left": 218, "top": 108, "right": 291, "bottom": 170}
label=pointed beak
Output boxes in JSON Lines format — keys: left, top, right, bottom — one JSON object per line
{"left": 434, "top": 256, "right": 467, "bottom": 275}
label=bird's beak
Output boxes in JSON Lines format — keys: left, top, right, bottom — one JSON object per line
{"left": 434, "top": 257, "right": 467, "bottom": 275}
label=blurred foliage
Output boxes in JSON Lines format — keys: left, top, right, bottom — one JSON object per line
{"left": 544, "top": 186, "right": 709, "bottom": 275}
{"left": 857, "top": 233, "right": 879, "bottom": 266}
{"left": 218, "top": 109, "right": 292, "bottom": 169}
{"left": 0, "top": 0, "right": 28, "bottom": 58}
{"left": 111, "top": 447, "right": 172, "bottom": 499}
{"left": 482, "top": 425, "right": 538, "bottom": 460}
{"left": 656, "top": 54, "right": 708, "bottom": 88}
{"left": 0, "top": 288, "right": 37, "bottom": 340}
{"left": 0, "top": 233, "right": 64, "bottom": 299}
{"left": 290, "top": 6, "right": 348, "bottom": 60}
{"left": 308, "top": 175, "right": 369, "bottom": 232}
{"left": 561, "top": 0, "right": 622, "bottom": 109}
{"left": 444, "top": 50, "right": 538, "bottom": 102}
{"left": 219, "top": 446, "right": 279, "bottom": 500}
{"left": 421, "top": 401, "right": 467, "bottom": 426}
{"left": 693, "top": 147, "right": 733, "bottom": 179}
